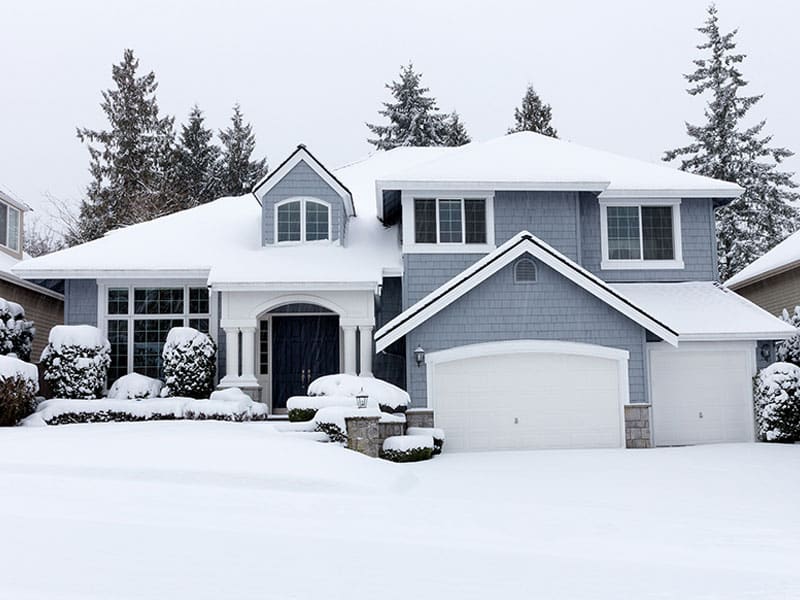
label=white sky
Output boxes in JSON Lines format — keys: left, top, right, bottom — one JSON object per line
{"left": 1, "top": 0, "right": 798, "bottom": 222}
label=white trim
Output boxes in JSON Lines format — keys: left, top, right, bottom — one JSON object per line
{"left": 0, "top": 271, "right": 64, "bottom": 300}
{"left": 14, "top": 268, "right": 211, "bottom": 280}
{"left": 273, "top": 196, "right": 332, "bottom": 244}
{"left": 401, "top": 192, "right": 496, "bottom": 254}
{"left": 374, "top": 230, "right": 679, "bottom": 353}
{"left": 0, "top": 204, "right": 21, "bottom": 253}
{"left": 209, "top": 281, "right": 377, "bottom": 293}
{"left": 599, "top": 188, "right": 742, "bottom": 199}
{"left": 253, "top": 149, "right": 355, "bottom": 216}
{"left": 599, "top": 199, "right": 684, "bottom": 270}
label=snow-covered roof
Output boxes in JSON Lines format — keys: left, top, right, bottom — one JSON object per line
{"left": 376, "top": 132, "right": 743, "bottom": 216}
{"left": 0, "top": 186, "right": 32, "bottom": 212}
{"left": 725, "top": 229, "right": 800, "bottom": 289}
{"left": 612, "top": 282, "right": 796, "bottom": 341}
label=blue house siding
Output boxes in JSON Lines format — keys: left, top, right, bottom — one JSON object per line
{"left": 579, "top": 193, "right": 718, "bottom": 282}
{"left": 64, "top": 279, "right": 98, "bottom": 326}
{"left": 261, "top": 161, "right": 346, "bottom": 245}
{"left": 404, "top": 257, "right": 648, "bottom": 408}
{"left": 403, "top": 254, "right": 485, "bottom": 308}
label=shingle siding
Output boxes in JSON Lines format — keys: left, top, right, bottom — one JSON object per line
{"left": 64, "top": 279, "right": 98, "bottom": 326}
{"left": 734, "top": 268, "right": 800, "bottom": 316}
{"left": 261, "top": 161, "right": 346, "bottom": 245}
{"left": 405, "top": 258, "right": 648, "bottom": 407}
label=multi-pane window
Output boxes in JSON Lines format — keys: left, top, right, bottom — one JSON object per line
{"left": 105, "top": 285, "right": 212, "bottom": 383}
{"left": 606, "top": 205, "right": 676, "bottom": 262}
{"left": 413, "top": 198, "right": 487, "bottom": 245}
{"left": 0, "top": 203, "right": 20, "bottom": 252}
{"left": 276, "top": 198, "right": 330, "bottom": 243}
{"left": 259, "top": 321, "right": 269, "bottom": 375}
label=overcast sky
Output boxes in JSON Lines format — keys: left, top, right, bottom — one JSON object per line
{"left": 1, "top": 0, "right": 798, "bottom": 225}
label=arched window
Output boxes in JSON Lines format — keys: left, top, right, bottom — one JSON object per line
{"left": 514, "top": 257, "right": 537, "bottom": 283}
{"left": 276, "top": 198, "right": 330, "bottom": 243}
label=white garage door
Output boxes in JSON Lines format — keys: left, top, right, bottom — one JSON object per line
{"left": 649, "top": 343, "right": 755, "bottom": 446}
{"left": 428, "top": 342, "right": 627, "bottom": 451}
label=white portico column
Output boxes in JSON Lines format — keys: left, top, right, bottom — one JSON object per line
{"left": 221, "top": 327, "right": 240, "bottom": 384}
{"left": 358, "top": 326, "right": 373, "bottom": 377}
{"left": 240, "top": 326, "right": 258, "bottom": 384}
{"left": 342, "top": 325, "right": 357, "bottom": 375}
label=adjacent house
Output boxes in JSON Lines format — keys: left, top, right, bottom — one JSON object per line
{"left": 12, "top": 132, "right": 794, "bottom": 450}
{"left": 0, "top": 188, "right": 63, "bottom": 362}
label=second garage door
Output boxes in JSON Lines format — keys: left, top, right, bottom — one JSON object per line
{"left": 427, "top": 341, "right": 627, "bottom": 451}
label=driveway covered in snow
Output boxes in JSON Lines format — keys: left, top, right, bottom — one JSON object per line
{"left": 0, "top": 422, "right": 798, "bottom": 599}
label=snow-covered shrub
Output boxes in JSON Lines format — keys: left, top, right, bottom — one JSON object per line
{"left": 308, "top": 374, "right": 410, "bottom": 413}
{"left": 380, "top": 435, "right": 434, "bottom": 463}
{"left": 184, "top": 388, "right": 268, "bottom": 422}
{"left": 0, "top": 298, "right": 35, "bottom": 362}
{"left": 776, "top": 307, "right": 800, "bottom": 365}
{"left": 406, "top": 426, "right": 445, "bottom": 455}
{"left": 311, "top": 405, "right": 383, "bottom": 443}
{"left": 40, "top": 325, "right": 110, "bottom": 399}
{"left": 161, "top": 327, "right": 216, "bottom": 398}
{"left": 108, "top": 373, "right": 163, "bottom": 400}
{"left": 754, "top": 362, "right": 800, "bottom": 443}
{"left": 286, "top": 394, "right": 371, "bottom": 422}
{"left": 0, "top": 355, "right": 38, "bottom": 425}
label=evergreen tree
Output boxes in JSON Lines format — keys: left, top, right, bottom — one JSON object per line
{"left": 75, "top": 49, "right": 178, "bottom": 243}
{"left": 367, "top": 63, "right": 448, "bottom": 149}
{"left": 175, "top": 105, "right": 221, "bottom": 208}
{"left": 507, "top": 85, "right": 558, "bottom": 137}
{"left": 442, "top": 111, "right": 471, "bottom": 146}
{"left": 217, "top": 104, "right": 268, "bottom": 197}
{"left": 664, "top": 4, "right": 798, "bottom": 280}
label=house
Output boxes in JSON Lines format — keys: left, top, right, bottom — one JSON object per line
{"left": 0, "top": 188, "right": 63, "bottom": 362}
{"left": 12, "top": 132, "right": 794, "bottom": 450}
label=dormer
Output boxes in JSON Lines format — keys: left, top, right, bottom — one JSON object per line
{"left": 0, "top": 189, "right": 27, "bottom": 260}
{"left": 253, "top": 145, "right": 354, "bottom": 246}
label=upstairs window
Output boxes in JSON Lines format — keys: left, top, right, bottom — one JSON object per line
{"left": 0, "top": 203, "right": 20, "bottom": 252}
{"left": 276, "top": 198, "right": 330, "bottom": 243}
{"left": 413, "top": 198, "right": 487, "bottom": 245}
{"left": 601, "top": 201, "right": 682, "bottom": 269}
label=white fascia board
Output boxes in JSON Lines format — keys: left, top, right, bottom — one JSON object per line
{"left": 679, "top": 331, "right": 797, "bottom": 342}
{"left": 376, "top": 180, "right": 610, "bottom": 193}
{"left": 12, "top": 268, "right": 211, "bottom": 280}
{"left": 208, "top": 281, "right": 378, "bottom": 293}
{"left": 374, "top": 231, "right": 679, "bottom": 352}
{"left": 599, "top": 187, "right": 743, "bottom": 199}
{"left": 0, "top": 271, "right": 64, "bottom": 300}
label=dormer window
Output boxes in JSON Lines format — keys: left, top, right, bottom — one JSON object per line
{"left": 0, "top": 203, "right": 20, "bottom": 252}
{"left": 275, "top": 198, "right": 330, "bottom": 243}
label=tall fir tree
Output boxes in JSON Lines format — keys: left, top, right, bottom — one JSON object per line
{"left": 217, "top": 104, "right": 268, "bottom": 197}
{"left": 664, "top": 4, "right": 798, "bottom": 280}
{"left": 175, "top": 105, "right": 221, "bottom": 208}
{"left": 442, "top": 111, "right": 471, "bottom": 146}
{"left": 75, "top": 49, "right": 178, "bottom": 243}
{"left": 367, "top": 63, "right": 448, "bottom": 149}
{"left": 507, "top": 85, "right": 558, "bottom": 137}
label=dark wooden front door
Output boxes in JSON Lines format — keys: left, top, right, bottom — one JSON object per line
{"left": 271, "top": 315, "right": 339, "bottom": 410}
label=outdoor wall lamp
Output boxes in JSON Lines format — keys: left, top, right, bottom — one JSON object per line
{"left": 414, "top": 346, "right": 426, "bottom": 367}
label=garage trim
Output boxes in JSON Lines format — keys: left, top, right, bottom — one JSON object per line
{"left": 426, "top": 340, "right": 631, "bottom": 448}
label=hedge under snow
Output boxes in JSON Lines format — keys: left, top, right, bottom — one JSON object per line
{"left": 0, "top": 355, "right": 39, "bottom": 426}
{"left": 754, "top": 362, "right": 800, "bottom": 443}
{"left": 108, "top": 373, "right": 163, "bottom": 400}
{"left": 380, "top": 434, "right": 434, "bottom": 463}
{"left": 307, "top": 374, "right": 410, "bottom": 412}
{"left": 777, "top": 307, "right": 800, "bottom": 365}
{"left": 406, "top": 426, "right": 445, "bottom": 455}
{"left": 40, "top": 325, "right": 111, "bottom": 399}
{"left": 0, "top": 297, "right": 35, "bottom": 362}
{"left": 161, "top": 327, "right": 216, "bottom": 398}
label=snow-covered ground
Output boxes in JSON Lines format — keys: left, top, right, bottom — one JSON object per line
{"left": 0, "top": 422, "right": 798, "bottom": 599}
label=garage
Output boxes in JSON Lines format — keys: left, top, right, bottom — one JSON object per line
{"left": 427, "top": 341, "right": 628, "bottom": 451}
{"left": 649, "top": 342, "right": 756, "bottom": 446}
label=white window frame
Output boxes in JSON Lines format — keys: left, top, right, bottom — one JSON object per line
{"left": 98, "top": 281, "right": 217, "bottom": 379}
{"left": 402, "top": 192, "right": 495, "bottom": 254}
{"left": 0, "top": 203, "right": 20, "bottom": 253}
{"left": 274, "top": 197, "right": 332, "bottom": 244}
{"left": 599, "top": 199, "right": 684, "bottom": 270}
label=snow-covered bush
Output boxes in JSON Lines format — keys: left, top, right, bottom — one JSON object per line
{"left": 311, "top": 405, "right": 384, "bottom": 443}
{"left": 287, "top": 394, "right": 373, "bottom": 422}
{"left": 184, "top": 388, "right": 268, "bottom": 422}
{"left": 754, "top": 362, "right": 800, "bottom": 443}
{"left": 0, "top": 298, "right": 35, "bottom": 362}
{"left": 406, "top": 426, "right": 445, "bottom": 455}
{"left": 776, "top": 306, "right": 800, "bottom": 365}
{"left": 108, "top": 373, "right": 163, "bottom": 400}
{"left": 0, "top": 355, "right": 38, "bottom": 425}
{"left": 380, "top": 435, "right": 434, "bottom": 463}
{"left": 161, "top": 327, "right": 216, "bottom": 399}
{"left": 40, "top": 325, "right": 110, "bottom": 399}
{"left": 308, "top": 374, "right": 410, "bottom": 413}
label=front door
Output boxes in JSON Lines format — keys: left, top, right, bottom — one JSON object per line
{"left": 271, "top": 315, "right": 340, "bottom": 410}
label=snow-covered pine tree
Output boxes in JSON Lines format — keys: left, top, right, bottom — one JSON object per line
{"left": 777, "top": 306, "right": 800, "bottom": 365}
{"left": 442, "top": 111, "right": 471, "bottom": 146}
{"left": 175, "top": 105, "right": 221, "bottom": 208}
{"left": 664, "top": 5, "right": 799, "bottom": 281}
{"left": 367, "top": 63, "right": 448, "bottom": 149}
{"left": 75, "top": 49, "right": 179, "bottom": 243}
{"left": 507, "top": 85, "right": 558, "bottom": 137}
{"left": 217, "top": 104, "right": 268, "bottom": 197}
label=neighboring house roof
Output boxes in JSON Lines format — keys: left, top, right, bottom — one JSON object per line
{"left": 374, "top": 231, "right": 681, "bottom": 353}
{"left": 0, "top": 250, "right": 63, "bottom": 300}
{"left": 0, "top": 187, "right": 32, "bottom": 212}
{"left": 725, "top": 229, "right": 800, "bottom": 289}
{"left": 613, "top": 282, "right": 795, "bottom": 341}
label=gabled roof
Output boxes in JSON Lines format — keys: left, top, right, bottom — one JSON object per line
{"left": 252, "top": 145, "right": 356, "bottom": 216}
{"left": 374, "top": 231, "right": 680, "bottom": 352}
{"left": 725, "top": 229, "right": 800, "bottom": 290}
{"left": 0, "top": 187, "right": 32, "bottom": 212}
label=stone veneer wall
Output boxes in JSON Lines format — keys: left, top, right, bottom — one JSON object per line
{"left": 624, "top": 404, "right": 652, "bottom": 448}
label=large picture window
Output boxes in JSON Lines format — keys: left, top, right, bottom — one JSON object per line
{"left": 105, "top": 285, "right": 212, "bottom": 382}
{"left": 276, "top": 198, "right": 330, "bottom": 243}
{"left": 601, "top": 202, "right": 682, "bottom": 269}
{"left": 413, "top": 198, "right": 488, "bottom": 245}
{"left": 0, "top": 203, "right": 20, "bottom": 252}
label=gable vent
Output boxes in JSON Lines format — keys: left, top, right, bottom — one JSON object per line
{"left": 514, "top": 257, "right": 537, "bottom": 283}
